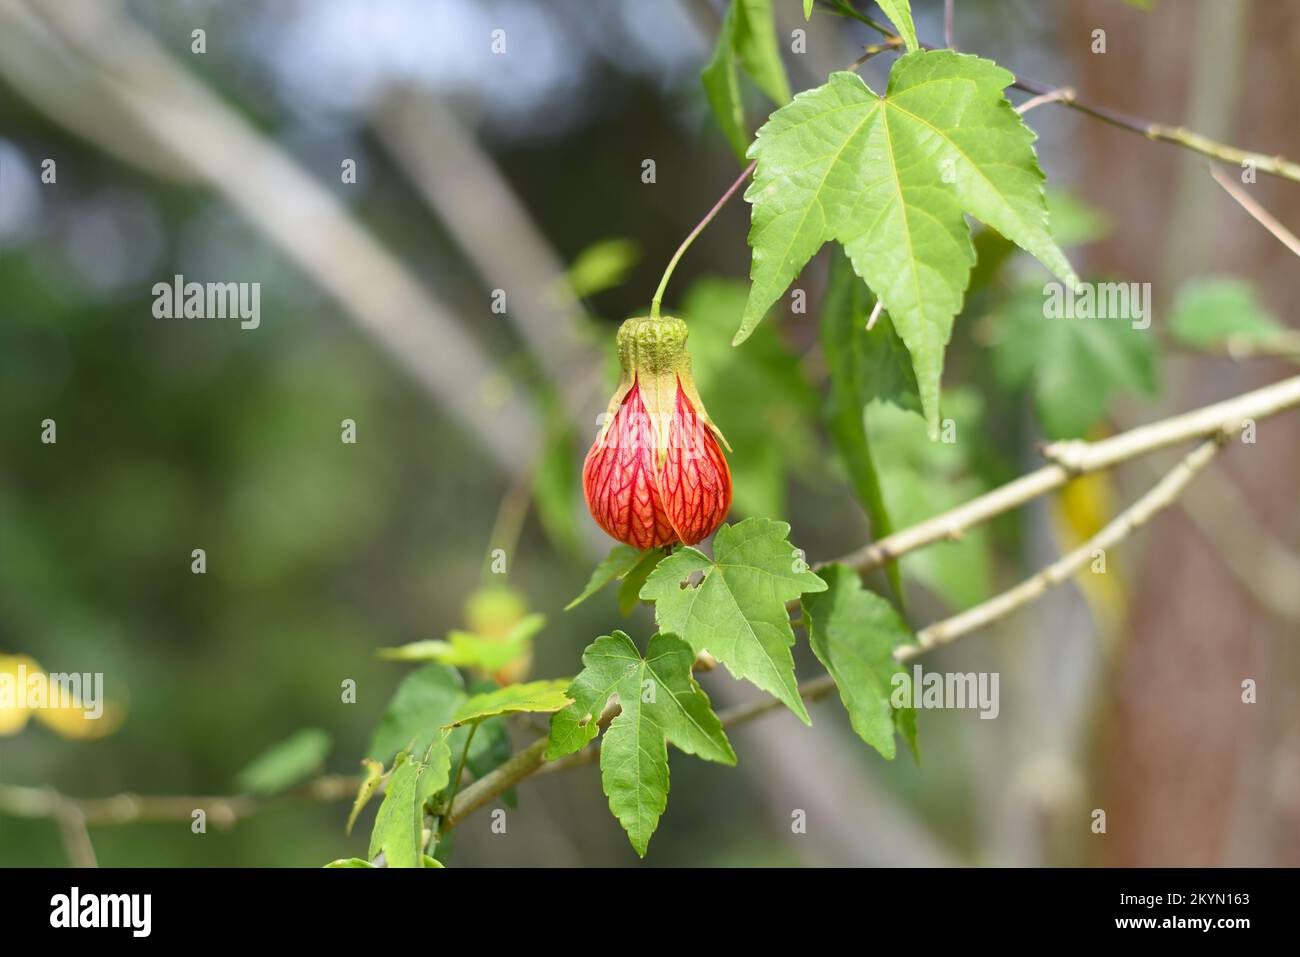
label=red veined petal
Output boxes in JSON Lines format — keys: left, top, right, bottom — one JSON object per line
{"left": 657, "top": 381, "right": 731, "bottom": 545}
{"left": 582, "top": 379, "right": 677, "bottom": 549}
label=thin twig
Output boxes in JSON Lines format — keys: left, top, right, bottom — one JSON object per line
{"left": 944, "top": 0, "right": 954, "bottom": 49}
{"left": 902, "top": 437, "right": 1228, "bottom": 657}
{"left": 1209, "top": 163, "right": 1300, "bottom": 258}
{"left": 1016, "top": 87, "right": 1075, "bottom": 115}
{"left": 849, "top": 7, "right": 1300, "bottom": 183}
{"left": 828, "top": 375, "right": 1300, "bottom": 576}
{"left": 0, "top": 775, "right": 360, "bottom": 828}
{"left": 54, "top": 801, "right": 98, "bottom": 868}
{"left": 445, "top": 737, "right": 549, "bottom": 828}
{"left": 846, "top": 36, "right": 903, "bottom": 71}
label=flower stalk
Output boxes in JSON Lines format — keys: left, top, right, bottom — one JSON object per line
{"left": 649, "top": 160, "right": 756, "bottom": 319}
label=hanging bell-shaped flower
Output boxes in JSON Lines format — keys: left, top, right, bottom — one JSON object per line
{"left": 582, "top": 315, "right": 732, "bottom": 549}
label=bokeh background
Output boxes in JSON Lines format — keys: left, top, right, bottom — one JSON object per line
{"left": 2, "top": 0, "right": 1298, "bottom": 867}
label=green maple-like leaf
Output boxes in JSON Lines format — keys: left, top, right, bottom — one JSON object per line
{"left": 802, "top": 564, "right": 917, "bottom": 760}
{"left": 738, "top": 50, "right": 1077, "bottom": 435}
{"left": 546, "top": 631, "right": 735, "bottom": 856}
{"left": 639, "top": 517, "right": 827, "bottom": 724}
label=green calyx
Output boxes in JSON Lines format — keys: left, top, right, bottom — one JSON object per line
{"left": 596, "top": 315, "right": 731, "bottom": 456}
{"left": 616, "top": 315, "right": 690, "bottom": 378}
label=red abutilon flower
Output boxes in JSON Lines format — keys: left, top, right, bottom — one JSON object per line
{"left": 583, "top": 315, "right": 732, "bottom": 549}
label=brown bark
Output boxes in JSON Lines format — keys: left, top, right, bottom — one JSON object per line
{"left": 1063, "top": 0, "right": 1300, "bottom": 866}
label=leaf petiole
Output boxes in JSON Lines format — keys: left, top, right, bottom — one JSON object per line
{"left": 438, "top": 723, "right": 477, "bottom": 839}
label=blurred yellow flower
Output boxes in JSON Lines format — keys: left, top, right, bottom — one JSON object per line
{"left": 0, "top": 654, "right": 123, "bottom": 739}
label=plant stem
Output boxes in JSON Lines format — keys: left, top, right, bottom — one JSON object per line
{"left": 650, "top": 160, "right": 756, "bottom": 319}
{"left": 1209, "top": 162, "right": 1300, "bottom": 258}
{"left": 445, "top": 736, "right": 550, "bottom": 828}
{"left": 828, "top": 374, "right": 1300, "bottom": 576}
{"left": 442, "top": 723, "right": 478, "bottom": 829}
{"left": 846, "top": 37, "right": 902, "bottom": 70}
{"left": 1016, "top": 87, "right": 1075, "bottom": 116}
{"left": 903, "top": 437, "right": 1227, "bottom": 657}
{"left": 0, "top": 775, "right": 361, "bottom": 827}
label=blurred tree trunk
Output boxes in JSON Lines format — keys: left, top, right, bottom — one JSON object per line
{"left": 1064, "top": 0, "right": 1300, "bottom": 866}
